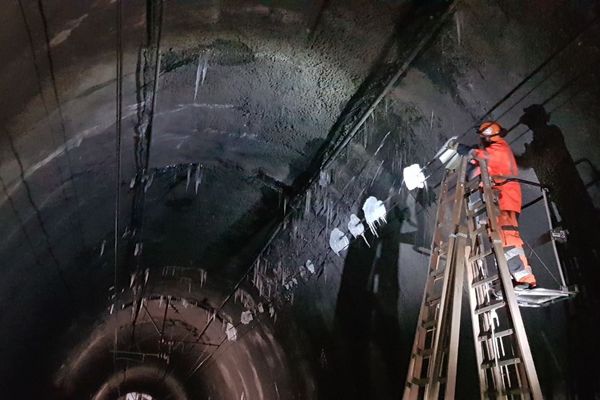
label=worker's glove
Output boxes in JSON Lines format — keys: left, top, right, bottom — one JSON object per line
{"left": 456, "top": 143, "right": 473, "bottom": 156}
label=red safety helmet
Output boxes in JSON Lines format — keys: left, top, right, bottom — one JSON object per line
{"left": 478, "top": 121, "right": 504, "bottom": 141}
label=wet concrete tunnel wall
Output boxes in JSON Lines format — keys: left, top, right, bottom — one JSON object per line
{"left": 1, "top": 0, "right": 600, "bottom": 398}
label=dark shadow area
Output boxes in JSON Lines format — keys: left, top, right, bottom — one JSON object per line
{"left": 517, "top": 104, "right": 600, "bottom": 397}
{"left": 331, "top": 207, "right": 404, "bottom": 399}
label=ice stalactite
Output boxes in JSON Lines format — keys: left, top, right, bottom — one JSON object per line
{"left": 329, "top": 228, "right": 349, "bottom": 256}
{"left": 304, "top": 190, "right": 312, "bottom": 217}
{"left": 348, "top": 213, "right": 369, "bottom": 246}
{"left": 186, "top": 164, "right": 192, "bottom": 192}
{"left": 402, "top": 163, "right": 426, "bottom": 191}
{"left": 241, "top": 310, "right": 253, "bottom": 325}
{"left": 362, "top": 196, "right": 387, "bottom": 236}
{"left": 195, "top": 165, "right": 203, "bottom": 194}
{"left": 305, "top": 259, "right": 315, "bottom": 274}
{"left": 226, "top": 322, "right": 237, "bottom": 341}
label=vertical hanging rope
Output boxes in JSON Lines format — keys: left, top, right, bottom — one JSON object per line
{"left": 113, "top": 0, "right": 124, "bottom": 394}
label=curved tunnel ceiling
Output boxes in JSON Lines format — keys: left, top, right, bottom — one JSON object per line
{"left": 1, "top": 0, "right": 600, "bottom": 398}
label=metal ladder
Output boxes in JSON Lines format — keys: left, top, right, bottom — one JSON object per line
{"left": 403, "top": 157, "right": 543, "bottom": 400}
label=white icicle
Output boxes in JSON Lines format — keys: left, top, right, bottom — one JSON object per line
{"left": 186, "top": 164, "right": 192, "bottom": 192}
{"left": 348, "top": 214, "right": 369, "bottom": 246}
{"left": 100, "top": 240, "right": 106, "bottom": 257}
{"left": 195, "top": 166, "right": 203, "bottom": 195}
{"left": 304, "top": 190, "right": 312, "bottom": 216}
{"left": 194, "top": 53, "right": 202, "bottom": 101}
{"left": 362, "top": 196, "right": 387, "bottom": 236}
{"left": 306, "top": 260, "right": 315, "bottom": 274}
{"left": 134, "top": 242, "right": 143, "bottom": 257}
{"left": 226, "top": 322, "right": 237, "bottom": 341}
{"left": 348, "top": 214, "right": 364, "bottom": 238}
{"left": 241, "top": 310, "right": 253, "bottom": 325}
{"left": 329, "top": 228, "right": 350, "bottom": 256}
{"left": 201, "top": 56, "right": 208, "bottom": 85}
{"left": 319, "top": 171, "right": 330, "bottom": 187}
{"left": 402, "top": 164, "right": 427, "bottom": 191}
{"left": 144, "top": 172, "right": 155, "bottom": 192}
{"left": 373, "top": 131, "right": 391, "bottom": 156}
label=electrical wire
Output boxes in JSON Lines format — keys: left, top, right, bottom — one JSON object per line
{"left": 36, "top": 0, "right": 88, "bottom": 246}
{"left": 112, "top": 0, "right": 124, "bottom": 395}
{"left": 0, "top": 174, "right": 45, "bottom": 269}
{"left": 4, "top": 128, "right": 72, "bottom": 297}
{"left": 455, "top": 14, "right": 600, "bottom": 140}
{"left": 15, "top": 0, "right": 87, "bottom": 250}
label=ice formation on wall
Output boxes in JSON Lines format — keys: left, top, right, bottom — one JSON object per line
{"left": 329, "top": 228, "right": 350, "bottom": 256}
{"left": 362, "top": 196, "right": 387, "bottom": 236}
{"left": 348, "top": 213, "right": 369, "bottom": 246}
{"left": 226, "top": 322, "right": 237, "bottom": 341}
{"left": 305, "top": 260, "right": 315, "bottom": 274}
{"left": 319, "top": 171, "right": 330, "bottom": 187}
{"left": 241, "top": 310, "right": 253, "bottom": 325}
{"left": 403, "top": 163, "right": 427, "bottom": 191}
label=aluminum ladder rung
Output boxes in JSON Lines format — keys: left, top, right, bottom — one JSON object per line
{"left": 426, "top": 296, "right": 441, "bottom": 306}
{"left": 470, "top": 225, "right": 488, "bottom": 237}
{"left": 485, "top": 387, "right": 529, "bottom": 397}
{"left": 478, "top": 328, "right": 514, "bottom": 342}
{"left": 408, "top": 378, "right": 428, "bottom": 387}
{"left": 416, "top": 348, "right": 434, "bottom": 357}
{"left": 430, "top": 268, "right": 446, "bottom": 280}
{"left": 468, "top": 249, "right": 493, "bottom": 263}
{"left": 481, "top": 356, "right": 521, "bottom": 369}
{"left": 468, "top": 204, "right": 487, "bottom": 218}
{"left": 471, "top": 274, "right": 498, "bottom": 289}
{"left": 421, "top": 318, "right": 437, "bottom": 330}
{"left": 474, "top": 300, "right": 505, "bottom": 315}
{"left": 466, "top": 179, "right": 481, "bottom": 193}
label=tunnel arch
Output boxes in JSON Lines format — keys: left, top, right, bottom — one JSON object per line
{"left": 1, "top": 0, "right": 600, "bottom": 399}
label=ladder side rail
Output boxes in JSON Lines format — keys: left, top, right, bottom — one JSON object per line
{"left": 427, "top": 159, "right": 470, "bottom": 399}
{"left": 403, "top": 171, "right": 452, "bottom": 400}
{"left": 479, "top": 159, "right": 543, "bottom": 400}
{"left": 541, "top": 188, "right": 568, "bottom": 289}
{"left": 441, "top": 227, "right": 468, "bottom": 399}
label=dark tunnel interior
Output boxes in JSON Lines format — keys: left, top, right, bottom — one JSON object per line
{"left": 1, "top": 0, "right": 600, "bottom": 398}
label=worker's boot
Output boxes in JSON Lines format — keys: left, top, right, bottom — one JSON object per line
{"left": 513, "top": 270, "right": 537, "bottom": 290}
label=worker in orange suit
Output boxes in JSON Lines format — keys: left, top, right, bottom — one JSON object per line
{"left": 457, "top": 121, "right": 537, "bottom": 289}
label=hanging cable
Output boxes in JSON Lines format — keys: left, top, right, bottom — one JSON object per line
{"left": 0, "top": 175, "right": 45, "bottom": 269}
{"left": 127, "top": 0, "right": 165, "bottom": 339}
{"left": 15, "top": 0, "right": 87, "bottom": 250}
{"left": 35, "top": 0, "right": 89, "bottom": 246}
{"left": 114, "top": 0, "right": 124, "bottom": 305}
{"left": 455, "top": 14, "right": 600, "bottom": 139}
{"left": 4, "top": 128, "right": 72, "bottom": 297}
{"left": 112, "top": 0, "right": 124, "bottom": 394}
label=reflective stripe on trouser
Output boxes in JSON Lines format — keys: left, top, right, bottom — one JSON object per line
{"left": 498, "top": 210, "right": 536, "bottom": 284}
{"left": 504, "top": 246, "right": 533, "bottom": 280}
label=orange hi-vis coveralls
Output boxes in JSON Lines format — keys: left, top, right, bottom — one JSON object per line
{"left": 472, "top": 137, "right": 537, "bottom": 287}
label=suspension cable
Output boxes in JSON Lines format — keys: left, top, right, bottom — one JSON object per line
{"left": 456, "top": 14, "right": 600, "bottom": 139}
{"left": 113, "top": 0, "right": 124, "bottom": 393}
{"left": 36, "top": 0, "right": 88, "bottom": 246}
{"left": 15, "top": 0, "right": 87, "bottom": 251}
